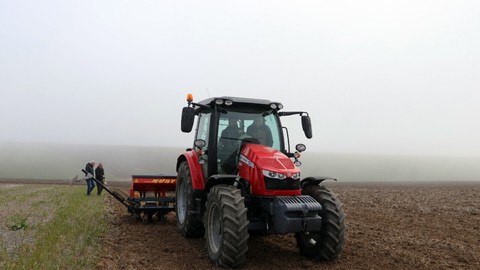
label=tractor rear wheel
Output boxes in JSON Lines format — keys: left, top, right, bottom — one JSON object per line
{"left": 204, "top": 185, "right": 249, "bottom": 267}
{"left": 175, "top": 161, "right": 204, "bottom": 237}
{"left": 296, "top": 185, "right": 346, "bottom": 261}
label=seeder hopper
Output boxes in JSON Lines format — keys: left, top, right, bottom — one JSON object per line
{"left": 128, "top": 175, "right": 176, "bottom": 221}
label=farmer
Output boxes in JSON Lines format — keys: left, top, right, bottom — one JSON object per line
{"left": 219, "top": 116, "right": 244, "bottom": 148}
{"left": 218, "top": 116, "right": 244, "bottom": 173}
{"left": 95, "top": 162, "right": 105, "bottom": 195}
{"left": 84, "top": 160, "right": 96, "bottom": 196}
{"left": 247, "top": 115, "right": 273, "bottom": 147}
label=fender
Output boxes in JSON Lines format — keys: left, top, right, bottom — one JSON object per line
{"left": 204, "top": 174, "right": 239, "bottom": 194}
{"left": 301, "top": 176, "right": 337, "bottom": 190}
{"left": 176, "top": 151, "right": 205, "bottom": 190}
{"left": 200, "top": 174, "right": 248, "bottom": 216}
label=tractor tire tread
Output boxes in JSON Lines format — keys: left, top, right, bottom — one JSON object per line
{"left": 205, "top": 185, "right": 249, "bottom": 268}
{"left": 176, "top": 161, "right": 204, "bottom": 238}
{"left": 296, "top": 185, "right": 346, "bottom": 261}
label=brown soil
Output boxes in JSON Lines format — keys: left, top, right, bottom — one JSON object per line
{"left": 97, "top": 182, "right": 480, "bottom": 270}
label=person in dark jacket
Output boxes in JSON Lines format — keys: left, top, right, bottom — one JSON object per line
{"left": 95, "top": 163, "right": 105, "bottom": 195}
{"left": 247, "top": 115, "right": 273, "bottom": 147}
{"left": 84, "top": 160, "right": 96, "bottom": 196}
{"left": 219, "top": 117, "right": 243, "bottom": 149}
{"left": 218, "top": 117, "right": 244, "bottom": 173}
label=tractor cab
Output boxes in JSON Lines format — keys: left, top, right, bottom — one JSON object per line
{"left": 181, "top": 95, "right": 312, "bottom": 183}
{"left": 212, "top": 107, "right": 282, "bottom": 175}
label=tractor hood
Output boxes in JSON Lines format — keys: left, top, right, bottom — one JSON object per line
{"left": 239, "top": 143, "right": 300, "bottom": 176}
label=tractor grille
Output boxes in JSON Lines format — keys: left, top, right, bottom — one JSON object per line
{"left": 264, "top": 177, "right": 300, "bottom": 190}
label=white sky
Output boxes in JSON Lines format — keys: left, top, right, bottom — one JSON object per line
{"left": 1, "top": 0, "right": 479, "bottom": 157}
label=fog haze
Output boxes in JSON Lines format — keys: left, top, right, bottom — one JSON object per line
{"left": 1, "top": 143, "right": 479, "bottom": 182}
{"left": 1, "top": 1, "right": 479, "bottom": 181}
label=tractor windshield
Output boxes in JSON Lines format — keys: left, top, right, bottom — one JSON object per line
{"left": 217, "top": 110, "right": 281, "bottom": 173}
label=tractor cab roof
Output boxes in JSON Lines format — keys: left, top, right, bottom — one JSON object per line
{"left": 196, "top": 96, "right": 283, "bottom": 111}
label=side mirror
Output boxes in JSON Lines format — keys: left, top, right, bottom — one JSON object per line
{"left": 181, "top": 107, "right": 195, "bottom": 132}
{"left": 301, "top": 115, "right": 313, "bottom": 139}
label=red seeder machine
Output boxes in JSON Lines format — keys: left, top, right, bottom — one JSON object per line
{"left": 86, "top": 172, "right": 176, "bottom": 221}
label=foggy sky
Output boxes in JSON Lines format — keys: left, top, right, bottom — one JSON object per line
{"left": 1, "top": 1, "right": 479, "bottom": 157}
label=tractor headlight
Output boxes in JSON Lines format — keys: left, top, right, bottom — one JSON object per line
{"left": 215, "top": 99, "right": 224, "bottom": 105}
{"left": 224, "top": 99, "right": 233, "bottom": 106}
{"left": 291, "top": 172, "right": 301, "bottom": 179}
{"left": 263, "top": 170, "right": 276, "bottom": 178}
{"left": 263, "top": 170, "right": 286, "bottom": 180}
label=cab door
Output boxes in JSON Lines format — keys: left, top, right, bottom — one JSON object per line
{"left": 195, "top": 112, "right": 211, "bottom": 181}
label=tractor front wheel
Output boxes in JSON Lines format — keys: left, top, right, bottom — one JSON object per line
{"left": 296, "top": 185, "right": 346, "bottom": 261}
{"left": 175, "top": 161, "right": 204, "bottom": 237}
{"left": 204, "top": 185, "right": 249, "bottom": 267}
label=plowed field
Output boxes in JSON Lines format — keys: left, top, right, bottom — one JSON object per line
{"left": 97, "top": 182, "right": 480, "bottom": 269}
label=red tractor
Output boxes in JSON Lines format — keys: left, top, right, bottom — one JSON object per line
{"left": 176, "top": 94, "right": 346, "bottom": 267}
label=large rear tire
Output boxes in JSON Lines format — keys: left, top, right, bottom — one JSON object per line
{"left": 204, "top": 185, "right": 249, "bottom": 267}
{"left": 296, "top": 185, "right": 346, "bottom": 261}
{"left": 176, "top": 161, "right": 204, "bottom": 237}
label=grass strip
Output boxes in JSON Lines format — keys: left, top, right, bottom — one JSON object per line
{"left": 2, "top": 185, "right": 107, "bottom": 270}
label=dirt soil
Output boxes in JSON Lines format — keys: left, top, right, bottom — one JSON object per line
{"left": 97, "top": 182, "right": 480, "bottom": 270}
